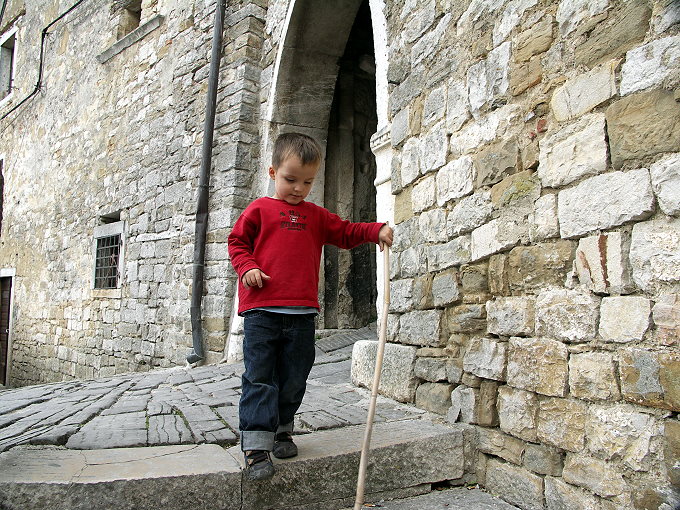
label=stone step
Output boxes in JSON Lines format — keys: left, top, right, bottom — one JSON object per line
{"left": 0, "top": 419, "right": 465, "bottom": 510}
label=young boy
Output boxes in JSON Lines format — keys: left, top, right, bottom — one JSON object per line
{"left": 228, "top": 132, "right": 393, "bottom": 481}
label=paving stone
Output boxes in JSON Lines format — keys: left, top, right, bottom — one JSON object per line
{"left": 66, "top": 412, "right": 148, "bottom": 449}
{"left": 148, "top": 414, "right": 194, "bottom": 445}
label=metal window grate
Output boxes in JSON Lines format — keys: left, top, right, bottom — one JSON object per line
{"left": 94, "top": 234, "right": 120, "bottom": 289}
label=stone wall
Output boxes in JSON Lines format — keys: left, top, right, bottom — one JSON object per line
{"left": 353, "top": 0, "right": 680, "bottom": 508}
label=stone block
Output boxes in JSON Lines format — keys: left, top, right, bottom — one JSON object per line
{"left": 485, "top": 458, "right": 544, "bottom": 510}
{"left": 507, "top": 337, "right": 569, "bottom": 397}
{"left": 486, "top": 297, "right": 535, "bottom": 337}
{"left": 460, "top": 262, "right": 489, "bottom": 299}
{"left": 510, "top": 55, "right": 542, "bottom": 96}
{"left": 514, "top": 16, "right": 554, "bottom": 63}
{"left": 620, "top": 35, "right": 680, "bottom": 96}
{"left": 630, "top": 217, "right": 680, "bottom": 294}
{"left": 448, "top": 385, "right": 478, "bottom": 424}
{"left": 573, "top": 231, "right": 634, "bottom": 295}
{"left": 524, "top": 444, "right": 563, "bottom": 477}
{"left": 446, "top": 360, "right": 463, "bottom": 384}
{"left": 650, "top": 153, "right": 680, "bottom": 216}
{"left": 463, "top": 337, "right": 507, "bottom": 381}
{"left": 446, "top": 78, "right": 470, "bottom": 133}
{"left": 498, "top": 385, "right": 538, "bottom": 442}
{"left": 394, "top": 188, "right": 413, "bottom": 225}
{"left": 477, "top": 428, "right": 525, "bottom": 465}
{"left": 390, "top": 279, "right": 415, "bottom": 313}
{"left": 415, "top": 382, "right": 454, "bottom": 415}
{"left": 550, "top": 61, "right": 617, "bottom": 121}
{"left": 493, "top": 0, "right": 539, "bottom": 46}
{"left": 490, "top": 170, "right": 541, "bottom": 210}
{"left": 535, "top": 288, "right": 599, "bottom": 343}
{"left": 467, "top": 41, "right": 511, "bottom": 115}
{"left": 391, "top": 107, "right": 410, "bottom": 147}
{"left": 399, "top": 245, "right": 427, "bottom": 279}
{"left": 431, "top": 269, "right": 460, "bottom": 307}
{"left": 538, "top": 113, "right": 607, "bottom": 188}
{"left": 400, "top": 138, "right": 420, "bottom": 186}
{"left": 569, "top": 352, "right": 621, "bottom": 401}
{"left": 606, "top": 89, "right": 680, "bottom": 169}
{"left": 562, "top": 454, "right": 628, "bottom": 498}
{"left": 351, "top": 340, "right": 418, "bottom": 403}
{"left": 599, "top": 296, "right": 651, "bottom": 343}
{"left": 436, "top": 156, "right": 474, "bottom": 206}
{"left": 478, "top": 380, "right": 500, "bottom": 427}
{"left": 470, "top": 218, "right": 528, "bottom": 262}
{"left": 574, "top": 0, "right": 651, "bottom": 67}
{"left": 473, "top": 138, "right": 519, "bottom": 188}
{"left": 412, "top": 174, "right": 437, "bottom": 213}
{"left": 418, "top": 208, "right": 447, "bottom": 243}
{"left": 446, "top": 192, "right": 492, "bottom": 237}
{"left": 653, "top": 294, "right": 680, "bottom": 346}
{"left": 619, "top": 348, "right": 680, "bottom": 412}
{"left": 558, "top": 168, "right": 654, "bottom": 238}
{"left": 545, "top": 476, "right": 601, "bottom": 510}
{"left": 426, "top": 236, "right": 471, "bottom": 272}
{"left": 664, "top": 419, "right": 680, "bottom": 489}
{"left": 446, "top": 304, "right": 486, "bottom": 334}
{"left": 529, "top": 194, "right": 559, "bottom": 242}
{"left": 423, "top": 84, "right": 446, "bottom": 127}
{"left": 449, "top": 104, "right": 523, "bottom": 157}
{"left": 586, "top": 404, "right": 659, "bottom": 471}
{"left": 413, "top": 275, "right": 435, "bottom": 310}
{"left": 537, "top": 397, "right": 587, "bottom": 452}
{"left": 488, "top": 255, "right": 510, "bottom": 296}
{"left": 414, "top": 357, "right": 448, "bottom": 382}
{"left": 399, "top": 309, "right": 445, "bottom": 347}
{"left": 419, "top": 122, "right": 448, "bottom": 174}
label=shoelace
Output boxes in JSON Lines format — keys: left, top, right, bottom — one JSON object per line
{"left": 245, "top": 450, "right": 270, "bottom": 465}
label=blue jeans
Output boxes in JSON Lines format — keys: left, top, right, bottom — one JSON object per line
{"left": 239, "top": 310, "right": 316, "bottom": 451}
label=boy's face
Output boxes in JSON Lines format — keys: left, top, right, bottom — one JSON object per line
{"left": 269, "top": 155, "right": 319, "bottom": 205}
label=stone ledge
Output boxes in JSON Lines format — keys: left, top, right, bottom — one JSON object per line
{"left": 97, "top": 15, "right": 165, "bottom": 64}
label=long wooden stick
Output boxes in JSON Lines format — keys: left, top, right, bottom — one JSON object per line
{"left": 354, "top": 244, "right": 391, "bottom": 510}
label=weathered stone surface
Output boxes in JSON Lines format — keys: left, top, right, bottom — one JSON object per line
{"left": 477, "top": 427, "right": 525, "bottom": 465}
{"left": 507, "top": 337, "right": 569, "bottom": 397}
{"left": 420, "top": 122, "right": 448, "bottom": 175}
{"left": 485, "top": 458, "right": 544, "bottom": 510}
{"left": 535, "top": 288, "right": 599, "bottom": 343}
{"left": 473, "top": 138, "right": 518, "bottom": 188}
{"left": 619, "top": 348, "right": 680, "bottom": 412}
{"left": 412, "top": 174, "right": 437, "bottom": 213}
{"left": 486, "top": 297, "right": 535, "bottom": 337}
{"left": 467, "top": 42, "right": 511, "bottom": 115}
{"left": 664, "top": 419, "right": 680, "bottom": 489}
{"left": 488, "top": 254, "right": 510, "bottom": 296}
{"left": 412, "top": 275, "right": 435, "bottom": 310}
{"left": 470, "top": 218, "right": 528, "bottom": 262}
{"left": 523, "top": 444, "right": 563, "bottom": 477}
{"left": 510, "top": 55, "right": 542, "bottom": 96}
{"left": 460, "top": 263, "right": 489, "bottom": 302}
{"left": 539, "top": 113, "right": 607, "bottom": 188}
{"left": 478, "top": 380, "right": 500, "bottom": 427}
{"left": 620, "top": 35, "right": 680, "bottom": 96}
{"left": 556, "top": 0, "right": 609, "bottom": 36}
{"left": 562, "top": 454, "right": 629, "bottom": 498}
{"left": 390, "top": 279, "right": 414, "bottom": 313}
{"left": 650, "top": 152, "right": 680, "bottom": 216}
{"left": 400, "top": 137, "right": 421, "bottom": 186}
{"left": 399, "top": 310, "right": 445, "bottom": 347}
{"left": 436, "top": 156, "right": 474, "bottom": 206}
{"left": 569, "top": 352, "right": 621, "bottom": 401}
{"left": 351, "top": 340, "right": 419, "bottom": 402}
{"left": 514, "top": 15, "right": 554, "bottom": 63}
{"left": 529, "top": 194, "right": 559, "bottom": 242}
{"left": 448, "top": 385, "right": 478, "bottom": 424}
{"left": 446, "top": 78, "right": 470, "bottom": 133}
{"left": 537, "top": 397, "right": 587, "bottom": 452}
{"left": 431, "top": 269, "right": 461, "bottom": 307}
{"left": 557, "top": 169, "right": 654, "bottom": 239}
{"left": 630, "top": 217, "right": 680, "bottom": 293}
{"left": 426, "top": 236, "right": 471, "bottom": 272}
{"left": 606, "top": 89, "right": 680, "bottom": 169}
{"left": 446, "top": 360, "right": 463, "bottom": 384}
{"left": 490, "top": 171, "right": 541, "bottom": 213}
{"left": 463, "top": 337, "right": 507, "bottom": 381}
{"left": 415, "top": 382, "right": 454, "bottom": 415}
{"left": 414, "top": 357, "right": 448, "bottom": 382}
{"left": 551, "top": 62, "right": 617, "bottom": 121}
{"left": 446, "top": 192, "right": 493, "bottom": 237}
{"left": 545, "top": 476, "right": 601, "bottom": 510}
{"left": 446, "top": 304, "right": 486, "bottom": 334}
{"left": 573, "top": 231, "right": 634, "bottom": 295}
{"left": 653, "top": 294, "right": 680, "bottom": 346}
{"left": 498, "top": 386, "right": 538, "bottom": 442}
{"left": 391, "top": 107, "right": 410, "bottom": 147}
{"left": 599, "top": 296, "right": 651, "bottom": 343}
{"left": 418, "top": 208, "right": 447, "bottom": 243}
{"left": 586, "top": 404, "right": 659, "bottom": 471}
{"left": 652, "top": 0, "right": 680, "bottom": 34}
{"left": 423, "top": 84, "right": 446, "bottom": 127}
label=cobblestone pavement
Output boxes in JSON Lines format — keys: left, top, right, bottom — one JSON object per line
{"left": 0, "top": 327, "right": 424, "bottom": 453}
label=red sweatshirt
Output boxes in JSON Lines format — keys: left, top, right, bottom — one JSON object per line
{"left": 228, "top": 197, "right": 384, "bottom": 315}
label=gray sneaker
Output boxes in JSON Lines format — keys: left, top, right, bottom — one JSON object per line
{"left": 244, "top": 450, "right": 275, "bottom": 481}
{"left": 272, "top": 432, "right": 298, "bottom": 459}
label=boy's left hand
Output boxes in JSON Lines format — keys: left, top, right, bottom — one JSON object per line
{"left": 378, "top": 224, "right": 393, "bottom": 252}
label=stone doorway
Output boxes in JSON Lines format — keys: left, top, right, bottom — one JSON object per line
{"left": 0, "top": 276, "right": 12, "bottom": 385}
{"left": 323, "top": 0, "right": 378, "bottom": 329}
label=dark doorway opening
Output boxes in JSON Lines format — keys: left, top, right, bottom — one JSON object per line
{"left": 0, "top": 277, "right": 12, "bottom": 385}
{"left": 324, "top": 0, "right": 378, "bottom": 329}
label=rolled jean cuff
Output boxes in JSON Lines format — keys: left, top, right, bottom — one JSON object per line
{"left": 276, "top": 422, "right": 294, "bottom": 434}
{"left": 241, "top": 430, "right": 275, "bottom": 452}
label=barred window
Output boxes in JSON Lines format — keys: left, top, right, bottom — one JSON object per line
{"left": 94, "top": 234, "right": 121, "bottom": 289}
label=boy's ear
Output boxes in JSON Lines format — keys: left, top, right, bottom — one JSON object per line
{"left": 268, "top": 166, "right": 276, "bottom": 180}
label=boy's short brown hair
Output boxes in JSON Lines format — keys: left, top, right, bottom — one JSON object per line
{"left": 272, "top": 132, "right": 322, "bottom": 168}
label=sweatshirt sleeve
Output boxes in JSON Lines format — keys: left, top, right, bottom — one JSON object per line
{"left": 228, "top": 208, "right": 261, "bottom": 278}
{"left": 322, "top": 209, "right": 384, "bottom": 249}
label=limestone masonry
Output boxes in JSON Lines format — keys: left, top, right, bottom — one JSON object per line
{"left": 0, "top": 0, "right": 679, "bottom": 508}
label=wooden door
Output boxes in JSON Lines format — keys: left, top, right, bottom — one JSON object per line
{"left": 0, "top": 277, "right": 11, "bottom": 385}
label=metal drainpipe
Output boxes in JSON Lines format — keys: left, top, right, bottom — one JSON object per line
{"left": 187, "top": 0, "right": 226, "bottom": 364}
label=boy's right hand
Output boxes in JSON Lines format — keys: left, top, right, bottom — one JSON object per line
{"left": 242, "top": 268, "right": 271, "bottom": 288}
